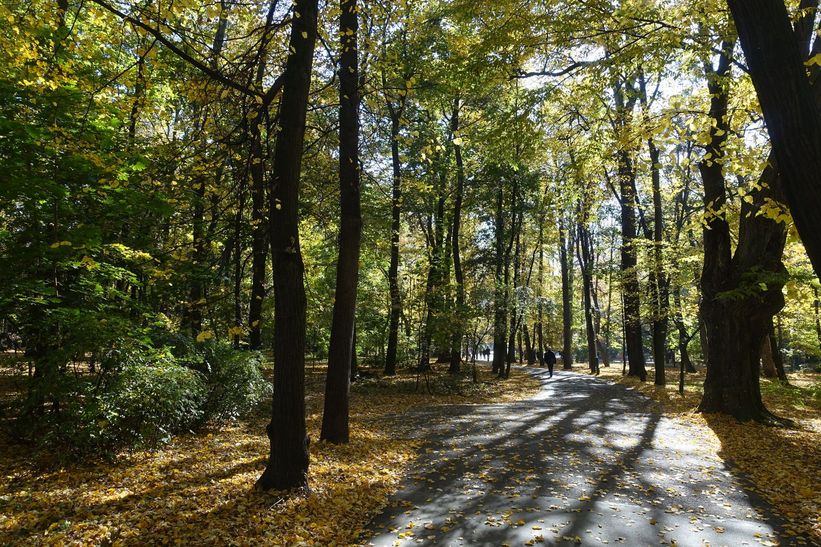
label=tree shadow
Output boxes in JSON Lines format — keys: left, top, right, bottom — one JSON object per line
{"left": 364, "top": 369, "right": 786, "bottom": 546}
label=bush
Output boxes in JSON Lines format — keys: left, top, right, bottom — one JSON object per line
{"left": 14, "top": 336, "right": 269, "bottom": 460}
{"left": 97, "top": 352, "right": 206, "bottom": 448}
{"left": 179, "top": 340, "right": 270, "bottom": 421}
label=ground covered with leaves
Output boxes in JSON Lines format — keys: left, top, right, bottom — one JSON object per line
{"left": 595, "top": 364, "right": 821, "bottom": 543}
{"left": 0, "top": 362, "right": 539, "bottom": 546}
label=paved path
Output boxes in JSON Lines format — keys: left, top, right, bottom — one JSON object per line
{"left": 364, "top": 368, "right": 788, "bottom": 547}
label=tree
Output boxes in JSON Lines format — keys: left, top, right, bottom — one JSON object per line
{"left": 256, "top": 0, "right": 319, "bottom": 491}
{"left": 726, "top": 0, "right": 821, "bottom": 279}
{"left": 321, "top": 0, "right": 362, "bottom": 444}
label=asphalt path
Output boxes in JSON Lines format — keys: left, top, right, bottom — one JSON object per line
{"left": 363, "top": 367, "right": 788, "bottom": 547}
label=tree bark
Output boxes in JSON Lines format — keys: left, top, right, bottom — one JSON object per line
{"left": 613, "top": 80, "right": 647, "bottom": 381}
{"left": 577, "top": 221, "right": 599, "bottom": 375}
{"left": 257, "top": 0, "right": 318, "bottom": 491}
{"left": 449, "top": 98, "right": 465, "bottom": 374}
{"left": 697, "top": 43, "right": 789, "bottom": 422}
{"left": 384, "top": 104, "right": 404, "bottom": 376}
{"left": 247, "top": 1, "right": 277, "bottom": 350}
{"left": 492, "top": 184, "right": 507, "bottom": 375}
{"left": 727, "top": 0, "right": 821, "bottom": 279}
{"left": 321, "top": 0, "right": 361, "bottom": 444}
{"left": 560, "top": 217, "right": 574, "bottom": 370}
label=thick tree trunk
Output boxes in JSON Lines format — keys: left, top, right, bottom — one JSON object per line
{"left": 697, "top": 44, "right": 789, "bottom": 423}
{"left": 727, "top": 0, "right": 821, "bottom": 279}
{"left": 257, "top": 0, "right": 318, "bottom": 491}
{"left": 321, "top": 0, "right": 361, "bottom": 444}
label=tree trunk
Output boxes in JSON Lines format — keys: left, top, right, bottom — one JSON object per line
{"left": 419, "top": 208, "right": 446, "bottom": 371}
{"left": 321, "top": 0, "right": 361, "bottom": 444}
{"left": 384, "top": 107, "right": 404, "bottom": 376}
{"left": 673, "top": 287, "right": 695, "bottom": 373}
{"left": 449, "top": 98, "right": 465, "bottom": 374}
{"left": 536, "top": 218, "right": 545, "bottom": 367}
{"left": 247, "top": 1, "right": 277, "bottom": 350}
{"left": 697, "top": 43, "right": 789, "bottom": 423}
{"left": 506, "top": 223, "right": 521, "bottom": 376}
{"left": 768, "top": 318, "right": 788, "bottom": 384}
{"left": 233, "top": 173, "right": 245, "bottom": 349}
{"left": 350, "top": 323, "right": 359, "bottom": 382}
{"left": 560, "top": 218, "right": 573, "bottom": 370}
{"left": 727, "top": 0, "right": 821, "bottom": 279}
{"left": 524, "top": 323, "right": 535, "bottom": 365}
{"left": 492, "top": 185, "right": 507, "bottom": 375}
{"left": 248, "top": 109, "right": 268, "bottom": 349}
{"left": 760, "top": 334, "right": 777, "bottom": 379}
{"left": 577, "top": 221, "right": 599, "bottom": 375}
{"left": 257, "top": 0, "right": 318, "bottom": 491}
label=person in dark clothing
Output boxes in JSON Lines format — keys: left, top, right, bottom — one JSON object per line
{"left": 545, "top": 348, "right": 556, "bottom": 378}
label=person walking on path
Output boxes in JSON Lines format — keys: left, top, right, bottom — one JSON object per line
{"left": 545, "top": 348, "right": 556, "bottom": 378}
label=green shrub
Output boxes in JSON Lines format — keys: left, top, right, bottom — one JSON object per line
{"left": 97, "top": 352, "right": 206, "bottom": 448}
{"left": 181, "top": 340, "right": 270, "bottom": 421}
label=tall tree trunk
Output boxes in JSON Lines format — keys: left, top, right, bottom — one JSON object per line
{"left": 492, "top": 185, "right": 507, "bottom": 375}
{"left": 638, "top": 71, "right": 669, "bottom": 385}
{"left": 506, "top": 221, "right": 521, "bottom": 376}
{"left": 560, "top": 217, "right": 574, "bottom": 370}
{"left": 727, "top": 0, "right": 821, "bottom": 279}
{"left": 384, "top": 106, "right": 404, "bottom": 376}
{"left": 449, "top": 98, "right": 465, "bottom": 374}
{"left": 536, "top": 219, "right": 545, "bottom": 367}
{"left": 613, "top": 80, "right": 647, "bottom": 381}
{"left": 321, "top": 0, "right": 361, "bottom": 444}
{"left": 233, "top": 173, "right": 245, "bottom": 349}
{"left": 257, "top": 0, "right": 318, "bottom": 491}
{"left": 247, "top": 1, "right": 278, "bottom": 350}
{"left": 419, "top": 196, "right": 446, "bottom": 371}
{"left": 577, "top": 221, "right": 599, "bottom": 374}
{"left": 248, "top": 111, "right": 268, "bottom": 349}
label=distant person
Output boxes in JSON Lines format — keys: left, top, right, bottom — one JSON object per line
{"left": 545, "top": 348, "right": 556, "bottom": 378}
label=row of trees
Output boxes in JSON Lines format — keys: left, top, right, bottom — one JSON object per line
{"left": 1, "top": 0, "right": 819, "bottom": 489}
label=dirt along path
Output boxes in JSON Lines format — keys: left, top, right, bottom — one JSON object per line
{"left": 363, "top": 367, "right": 788, "bottom": 547}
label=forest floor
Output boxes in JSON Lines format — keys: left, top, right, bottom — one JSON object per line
{"left": 363, "top": 365, "right": 820, "bottom": 547}
{"left": 0, "top": 359, "right": 540, "bottom": 546}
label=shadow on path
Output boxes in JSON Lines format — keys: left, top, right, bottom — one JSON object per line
{"left": 363, "top": 368, "right": 788, "bottom": 546}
